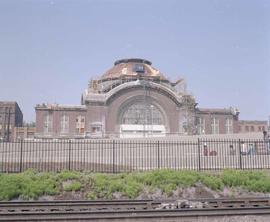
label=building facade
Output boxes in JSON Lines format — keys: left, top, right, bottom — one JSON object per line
{"left": 35, "top": 58, "right": 266, "bottom": 138}
{"left": 0, "top": 101, "right": 23, "bottom": 141}
{"left": 13, "top": 127, "right": 36, "bottom": 140}
{"left": 238, "top": 120, "right": 268, "bottom": 134}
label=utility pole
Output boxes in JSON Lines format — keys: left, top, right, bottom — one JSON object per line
{"left": 3, "top": 107, "right": 7, "bottom": 141}
{"left": 143, "top": 80, "right": 146, "bottom": 138}
{"left": 6, "top": 107, "right": 11, "bottom": 142}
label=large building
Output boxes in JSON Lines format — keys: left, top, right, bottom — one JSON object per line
{"left": 35, "top": 58, "right": 267, "bottom": 138}
{"left": 0, "top": 101, "right": 23, "bottom": 141}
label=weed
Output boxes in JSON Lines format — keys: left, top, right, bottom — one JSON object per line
{"left": 58, "top": 171, "right": 80, "bottom": 181}
{"left": 63, "top": 181, "right": 82, "bottom": 192}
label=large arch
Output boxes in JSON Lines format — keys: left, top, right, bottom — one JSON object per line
{"left": 116, "top": 95, "right": 169, "bottom": 138}
{"left": 105, "top": 84, "right": 181, "bottom": 137}
{"left": 105, "top": 80, "right": 183, "bottom": 106}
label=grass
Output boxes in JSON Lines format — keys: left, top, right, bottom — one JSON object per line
{"left": 0, "top": 170, "right": 59, "bottom": 200}
{"left": 58, "top": 170, "right": 81, "bottom": 181}
{"left": 63, "top": 181, "right": 82, "bottom": 192}
{"left": 1, "top": 169, "right": 270, "bottom": 200}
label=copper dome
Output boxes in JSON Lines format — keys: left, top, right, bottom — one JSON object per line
{"left": 99, "top": 58, "right": 168, "bottom": 81}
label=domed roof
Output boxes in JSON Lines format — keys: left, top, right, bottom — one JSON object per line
{"left": 99, "top": 58, "right": 168, "bottom": 81}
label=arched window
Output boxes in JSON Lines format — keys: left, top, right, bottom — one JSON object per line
{"left": 121, "top": 103, "right": 163, "bottom": 125}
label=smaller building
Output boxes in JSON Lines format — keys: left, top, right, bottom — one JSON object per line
{"left": 0, "top": 101, "right": 23, "bottom": 141}
{"left": 14, "top": 127, "right": 36, "bottom": 140}
{"left": 35, "top": 104, "right": 87, "bottom": 138}
{"left": 238, "top": 120, "right": 268, "bottom": 134}
{"left": 195, "top": 108, "right": 240, "bottom": 135}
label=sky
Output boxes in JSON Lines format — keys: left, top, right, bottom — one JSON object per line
{"left": 0, "top": 0, "right": 269, "bottom": 122}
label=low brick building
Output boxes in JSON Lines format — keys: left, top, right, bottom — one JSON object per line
{"left": 0, "top": 101, "right": 23, "bottom": 141}
{"left": 13, "top": 126, "right": 36, "bottom": 140}
{"left": 35, "top": 58, "right": 267, "bottom": 138}
{"left": 238, "top": 120, "right": 268, "bottom": 134}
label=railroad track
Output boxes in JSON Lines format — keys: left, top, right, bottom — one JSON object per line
{"left": 0, "top": 197, "right": 270, "bottom": 221}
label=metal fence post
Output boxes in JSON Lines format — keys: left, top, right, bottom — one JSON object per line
{"left": 68, "top": 140, "right": 71, "bottom": 171}
{"left": 197, "top": 138, "right": 201, "bottom": 171}
{"left": 238, "top": 139, "right": 242, "bottom": 169}
{"left": 112, "top": 140, "right": 115, "bottom": 173}
{"left": 19, "top": 139, "right": 23, "bottom": 173}
{"left": 157, "top": 141, "right": 160, "bottom": 169}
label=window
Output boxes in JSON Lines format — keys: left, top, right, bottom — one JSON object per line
{"left": 44, "top": 113, "right": 53, "bottom": 133}
{"left": 133, "top": 64, "right": 144, "bottom": 73}
{"left": 91, "top": 126, "right": 101, "bottom": 133}
{"left": 258, "top": 126, "right": 261, "bottom": 131}
{"left": 76, "top": 116, "right": 85, "bottom": 134}
{"left": 225, "top": 118, "right": 233, "bottom": 134}
{"left": 245, "top": 126, "right": 249, "bottom": 132}
{"left": 197, "top": 117, "right": 205, "bottom": 134}
{"left": 60, "top": 114, "right": 69, "bottom": 134}
{"left": 250, "top": 126, "right": 254, "bottom": 132}
{"left": 122, "top": 103, "right": 163, "bottom": 125}
{"left": 211, "top": 117, "right": 219, "bottom": 134}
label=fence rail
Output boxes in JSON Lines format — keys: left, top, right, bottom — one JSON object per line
{"left": 0, "top": 139, "right": 269, "bottom": 173}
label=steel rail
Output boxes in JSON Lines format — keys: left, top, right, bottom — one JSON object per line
{"left": 0, "top": 197, "right": 269, "bottom": 208}
{"left": 0, "top": 198, "right": 270, "bottom": 221}
{"left": 1, "top": 206, "right": 270, "bottom": 221}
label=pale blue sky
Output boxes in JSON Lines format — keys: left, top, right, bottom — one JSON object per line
{"left": 0, "top": 0, "right": 269, "bottom": 122}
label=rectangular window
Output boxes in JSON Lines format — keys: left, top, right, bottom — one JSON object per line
{"left": 133, "top": 64, "right": 145, "bottom": 73}
{"left": 76, "top": 116, "right": 85, "bottom": 134}
{"left": 44, "top": 113, "right": 53, "bottom": 133}
{"left": 225, "top": 118, "right": 233, "bottom": 134}
{"left": 91, "top": 126, "right": 101, "bottom": 133}
{"left": 197, "top": 117, "right": 205, "bottom": 134}
{"left": 211, "top": 117, "right": 219, "bottom": 134}
{"left": 245, "top": 126, "right": 249, "bottom": 132}
{"left": 60, "top": 114, "right": 69, "bottom": 134}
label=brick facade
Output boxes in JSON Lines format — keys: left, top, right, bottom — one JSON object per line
{"left": 0, "top": 101, "right": 23, "bottom": 141}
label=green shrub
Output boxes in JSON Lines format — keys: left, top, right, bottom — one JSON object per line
{"left": 0, "top": 175, "right": 22, "bottom": 200}
{"left": 2, "top": 169, "right": 270, "bottom": 201}
{"left": 63, "top": 181, "right": 82, "bottom": 192}
{"left": 86, "top": 192, "right": 96, "bottom": 200}
{"left": 124, "top": 181, "right": 143, "bottom": 198}
{"left": 0, "top": 171, "right": 58, "bottom": 200}
{"left": 133, "top": 169, "right": 199, "bottom": 188}
{"left": 160, "top": 183, "right": 177, "bottom": 196}
{"left": 200, "top": 175, "right": 224, "bottom": 190}
{"left": 58, "top": 171, "right": 80, "bottom": 181}
{"left": 221, "top": 170, "right": 267, "bottom": 187}
{"left": 245, "top": 179, "right": 270, "bottom": 193}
